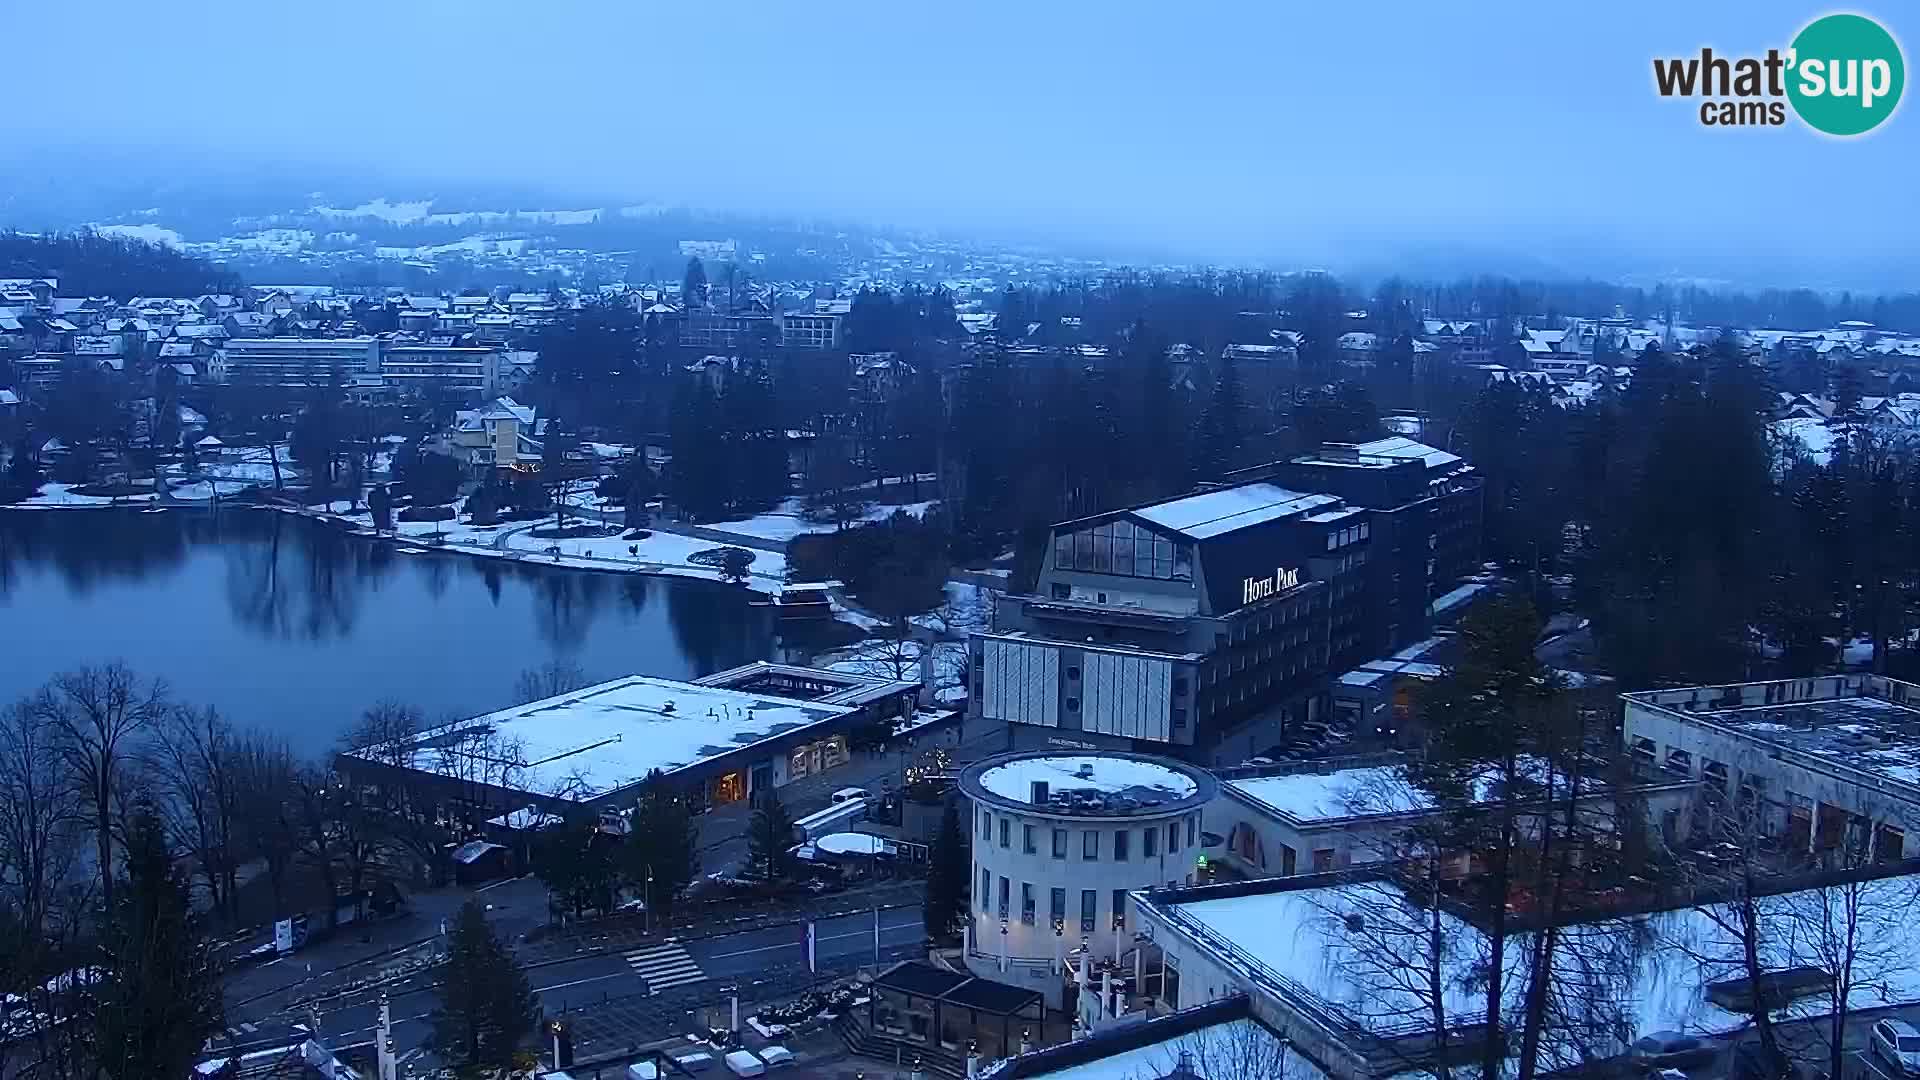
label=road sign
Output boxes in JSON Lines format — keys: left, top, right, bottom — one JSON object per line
{"left": 274, "top": 919, "right": 294, "bottom": 954}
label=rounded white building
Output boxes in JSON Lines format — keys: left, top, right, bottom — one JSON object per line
{"left": 958, "top": 751, "right": 1216, "bottom": 1005}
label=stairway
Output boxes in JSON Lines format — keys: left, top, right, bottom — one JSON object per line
{"left": 834, "top": 1014, "right": 969, "bottom": 1080}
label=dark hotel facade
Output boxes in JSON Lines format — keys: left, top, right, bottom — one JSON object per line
{"left": 967, "top": 437, "right": 1482, "bottom": 766}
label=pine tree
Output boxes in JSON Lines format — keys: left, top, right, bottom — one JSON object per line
{"left": 746, "top": 791, "right": 795, "bottom": 881}
{"left": 682, "top": 257, "right": 708, "bottom": 309}
{"left": 532, "top": 819, "right": 620, "bottom": 918}
{"left": 623, "top": 770, "right": 699, "bottom": 922}
{"left": 92, "top": 804, "right": 225, "bottom": 1080}
{"left": 1192, "top": 349, "right": 1243, "bottom": 480}
{"left": 923, "top": 801, "right": 968, "bottom": 940}
{"left": 432, "top": 899, "right": 538, "bottom": 1076}
{"left": 668, "top": 377, "right": 729, "bottom": 520}
{"left": 1412, "top": 595, "right": 1572, "bottom": 1080}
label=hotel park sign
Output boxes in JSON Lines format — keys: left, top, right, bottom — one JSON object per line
{"left": 1241, "top": 566, "right": 1301, "bottom": 606}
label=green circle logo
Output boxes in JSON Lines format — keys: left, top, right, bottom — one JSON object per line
{"left": 1787, "top": 13, "right": 1905, "bottom": 136}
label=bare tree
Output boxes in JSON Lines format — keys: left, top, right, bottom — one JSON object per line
{"left": 512, "top": 660, "right": 590, "bottom": 705}
{"left": 1677, "top": 785, "right": 1791, "bottom": 1072}
{"left": 152, "top": 705, "right": 245, "bottom": 922}
{"left": 233, "top": 733, "right": 300, "bottom": 918}
{"left": 1124, "top": 1012, "right": 1306, "bottom": 1080}
{"left": 1776, "top": 789, "right": 1919, "bottom": 1080}
{"left": 0, "top": 699, "right": 83, "bottom": 940}
{"left": 32, "top": 664, "right": 169, "bottom": 910}
{"left": 1315, "top": 863, "right": 1464, "bottom": 1080}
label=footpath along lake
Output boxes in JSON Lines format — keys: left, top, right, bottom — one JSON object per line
{"left": 0, "top": 507, "right": 777, "bottom": 759}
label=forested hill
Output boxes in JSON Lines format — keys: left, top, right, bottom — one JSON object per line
{"left": 0, "top": 230, "right": 242, "bottom": 299}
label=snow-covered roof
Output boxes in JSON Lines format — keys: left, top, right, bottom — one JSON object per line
{"left": 1349, "top": 436, "right": 1462, "bottom": 472}
{"left": 1154, "top": 874, "right": 1920, "bottom": 1051}
{"left": 1226, "top": 766, "right": 1435, "bottom": 823}
{"left": 814, "top": 832, "right": 892, "bottom": 856}
{"left": 351, "top": 675, "right": 860, "bottom": 803}
{"left": 966, "top": 753, "right": 1211, "bottom": 818}
{"left": 1007, "top": 1015, "right": 1307, "bottom": 1080}
{"left": 1132, "top": 484, "right": 1339, "bottom": 540}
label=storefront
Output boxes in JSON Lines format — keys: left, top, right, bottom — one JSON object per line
{"left": 788, "top": 734, "right": 850, "bottom": 782}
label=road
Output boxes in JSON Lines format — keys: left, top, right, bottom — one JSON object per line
{"left": 214, "top": 908, "right": 927, "bottom": 1065}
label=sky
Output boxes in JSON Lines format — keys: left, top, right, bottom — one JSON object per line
{"left": 9, "top": 1, "right": 1918, "bottom": 286}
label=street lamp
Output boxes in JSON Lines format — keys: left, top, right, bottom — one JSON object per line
{"left": 645, "top": 865, "right": 654, "bottom": 934}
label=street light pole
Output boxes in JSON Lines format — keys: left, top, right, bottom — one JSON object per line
{"left": 645, "top": 866, "right": 653, "bottom": 935}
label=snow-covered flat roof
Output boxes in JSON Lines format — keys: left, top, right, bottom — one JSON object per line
{"left": 965, "top": 753, "right": 1212, "bottom": 817}
{"left": 1021, "top": 1017, "right": 1313, "bottom": 1080}
{"left": 1159, "top": 874, "right": 1920, "bottom": 1053}
{"left": 1227, "top": 766, "right": 1432, "bottom": 822}
{"left": 1131, "top": 484, "right": 1339, "bottom": 540}
{"left": 1225, "top": 758, "right": 1601, "bottom": 825}
{"left": 353, "top": 676, "right": 858, "bottom": 802}
{"left": 1688, "top": 694, "right": 1920, "bottom": 788}
{"left": 980, "top": 755, "right": 1196, "bottom": 801}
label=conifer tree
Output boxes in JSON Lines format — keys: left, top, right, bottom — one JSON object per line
{"left": 432, "top": 899, "right": 538, "bottom": 1076}
{"left": 923, "top": 801, "right": 968, "bottom": 940}
{"left": 93, "top": 804, "right": 224, "bottom": 1080}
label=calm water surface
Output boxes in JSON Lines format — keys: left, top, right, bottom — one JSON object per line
{"left": 0, "top": 508, "right": 775, "bottom": 759}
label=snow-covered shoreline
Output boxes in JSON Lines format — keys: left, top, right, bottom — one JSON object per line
{"left": 0, "top": 494, "right": 788, "bottom": 597}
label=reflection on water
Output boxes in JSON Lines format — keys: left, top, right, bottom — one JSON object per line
{"left": 0, "top": 508, "right": 772, "bottom": 759}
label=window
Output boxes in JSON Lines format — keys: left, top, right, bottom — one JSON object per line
{"left": 1021, "top": 883, "right": 1036, "bottom": 925}
{"left": 1000, "top": 818, "right": 1010, "bottom": 848}
{"left": 1187, "top": 816, "right": 1197, "bottom": 846}
{"left": 1169, "top": 822, "right": 1180, "bottom": 853}
{"left": 1051, "top": 583, "right": 1071, "bottom": 600}
{"left": 998, "top": 876, "right": 1010, "bottom": 919}
{"left": 1114, "top": 829, "right": 1130, "bottom": 861}
{"left": 1051, "top": 887, "right": 1067, "bottom": 926}
{"left": 1023, "top": 824, "right": 1036, "bottom": 854}
{"left": 1066, "top": 666, "right": 1080, "bottom": 680}
{"left": 1143, "top": 827, "right": 1157, "bottom": 858}
{"left": 1172, "top": 706, "right": 1187, "bottom": 729}
{"left": 1065, "top": 697, "right": 1079, "bottom": 712}
{"left": 1052, "top": 828, "right": 1068, "bottom": 859}
{"left": 1081, "top": 889, "right": 1097, "bottom": 932}
{"left": 1280, "top": 845, "right": 1296, "bottom": 875}
{"left": 980, "top": 867, "right": 991, "bottom": 910}
{"left": 1313, "top": 849, "right": 1335, "bottom": 873}
{"left": 1083, "top": 830, "right": 1099, "bottom": 859}
{"left": 1172, "top": 676, "right": 1189, "bottom": 696}
{"left": 979, "top": 809, "right": 987, "bottom": 839}
{"left": 1112, "top": 889, "right": 1129, "bottom": 929}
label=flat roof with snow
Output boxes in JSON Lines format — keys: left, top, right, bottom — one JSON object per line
{"left": 1225, "top": 764, "right": 1435, "bottom": 824}
{"left": 962, "top": 751, "right": 1214, "bottom": 818}
{"left": 1130, "top": 484, "right": 1340, "bottom": 540}
{"left": 1625, "top": 676, "right": 1920, "bottom": 792}
{"left": 1146, "top": 873, "right": 1920, "bottom": 1053}
{"left": 345, "top": 675, "right": 858, "bottom": 803}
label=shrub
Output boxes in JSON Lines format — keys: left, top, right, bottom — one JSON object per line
{"left": 397, "top": 505, "right": 456, "bottom": 522}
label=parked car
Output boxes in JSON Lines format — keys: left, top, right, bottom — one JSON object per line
{"left": 1872, "top": 1019, "right": 1920, "bottom": 1075}
{"left": 831, "top": 787, "right": 872, "bottom": 804}
{"left": 1631, "top": 1031, "right": 1717, "bottom": 1071}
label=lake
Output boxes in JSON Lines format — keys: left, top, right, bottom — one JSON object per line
{"left": 0, "top": 508, "right": 777, "bottom": 761}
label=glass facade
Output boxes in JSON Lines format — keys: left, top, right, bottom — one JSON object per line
{"left": 1053, "top": 519, "right": 1193, "bottom": 581}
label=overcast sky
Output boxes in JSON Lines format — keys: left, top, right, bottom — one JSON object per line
{"left": 11, "top": 1, "right": 1916, "bottom": 284}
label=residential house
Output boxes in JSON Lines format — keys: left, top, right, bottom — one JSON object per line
{"left": 433, "top": 397, "right": 548, "bottom": 473}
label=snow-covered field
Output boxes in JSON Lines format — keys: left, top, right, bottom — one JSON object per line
{"left": 698, "top": 497, "right": 938, "bottom": 544}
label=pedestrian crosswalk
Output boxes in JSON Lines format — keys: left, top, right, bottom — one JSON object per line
{"left": 624, "top": 942, "right": 707, "bottom": 994}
